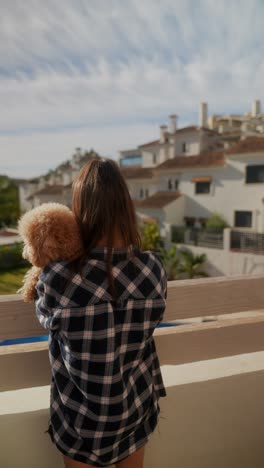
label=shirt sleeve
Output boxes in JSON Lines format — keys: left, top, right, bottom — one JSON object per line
{"left": 35, "top": 267, "right": 60, "bottom": 331}
{"left": 151, "top": 252, "right": 167, "bottom": 300}
{"left": 160, "top": 262, "right": 167, "bottom": 300}
{"left": 149, "top": 252, "right": 167, "bottom": 326}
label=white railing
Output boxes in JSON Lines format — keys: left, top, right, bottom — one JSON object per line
{"left": 1, "top": 275, "right": 264, "bottom": 467}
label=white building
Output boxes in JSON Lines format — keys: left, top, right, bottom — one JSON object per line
{"left": 120, "top": 100, "right": 264, "bottom": 232}
{"left": 16, "top": 149, "right": 100, "bottom": 211}
{"left": 15, "top": 100, "right": 264, "bottom": 234}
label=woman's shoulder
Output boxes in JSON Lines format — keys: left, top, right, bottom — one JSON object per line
{"left": 40, "top": 259, "right": 71, "bottom": 281}
{"left": 38, "top": 260, "right": 74, "bottom": 298}
{"left": 134, "top": 249, "right": 166, "bottom": 282}
{"left": 135, "top": 249, "right": 165, "bottom": 269}
{"left": 131, "top": 249, "right": 167, "bottom": 299}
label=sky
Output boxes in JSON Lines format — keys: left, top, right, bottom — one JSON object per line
{"left": 0, "top": 0, "right": 263, "bottom": 178}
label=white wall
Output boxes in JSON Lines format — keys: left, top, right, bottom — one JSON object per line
{"left": 142, "top": 148, "right": 165, "bottom": 168}
{"left": 142, "top": 149, "right": 159, "bottom": 167}
{"left": 164, "top": 196, "right": 185, "bottom": 225}
{"left": 141, "top": 131, "right": 222, "bottom": 167}
{"left": 31, "top": 193, "right": 64, "bottom": 208}
{"left": 2, "top": 361, "right": 264, "bottom": 468}
{"left": 174, "top": 133, "right": 201, "bottom": 156}
{"left": 62, "top": 171, "right": 72, "bottom": 186}
{"left": 136, "top": 197, "right": 185, "bottom": 228}
{"left": 159, "top": 173, "right": 181, "bottom": 192}
{"left": 127, "top": 179, "right": 158, "bottom": 200}
{"left": 141, "top": 131, "right": 217, "bottom": 168}
{"left": 18, "top": 184, "right": 37, "bottom": 212}
{"left": 157, "top": 152, "right": 264, "bottom": 232}
{"left": 178, "top": 243, "right": 264, "bottom": 277}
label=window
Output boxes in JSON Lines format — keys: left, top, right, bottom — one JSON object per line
{"left": 234, "top": 211, "right": 252, "bottom": 228}
{"left": 182, "top": 142, "right": 186, "bottom": 152}
{"left": 120, "top": 155, "right": 142, "bottom": 167}
{"left": 139, "top": 188, "right": 144, "bottom": 198}
{"left": 168, "top": 179, "right": 172, "bottom": 190}
{"left": 153, "top": 153, "right": 157, "bottom": 165}
{"left": 145, "top": 188, "right": 149, "bottom": 198}
{"left": 246, "top": 165, "right": 264, "bottom": 183}
{"left": 184, "top": 217, "right": 195, "bottom": 227}
{"left": 174, "top": 180, "right": 179, "bottom": 190}
{"left": 195, "top": 181, "right": 210, "bottom": 194}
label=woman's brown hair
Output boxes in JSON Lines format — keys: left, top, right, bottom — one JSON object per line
{"left": 72, "top": 158, "right": 141, "bottom": 298}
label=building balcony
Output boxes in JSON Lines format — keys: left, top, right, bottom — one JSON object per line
{"left": 1, "top": 275, "right": 264, "bottom": 467}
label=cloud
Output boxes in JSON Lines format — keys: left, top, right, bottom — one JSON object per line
{"left": 0, "top": 122, "right": 161, "bottom": 178}
{"left": 0, "top": 0, "right": 263, "bottom": 177}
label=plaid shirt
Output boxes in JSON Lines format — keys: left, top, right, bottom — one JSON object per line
{"left": 35, "top": 246, "right": 167, "bottom": 467}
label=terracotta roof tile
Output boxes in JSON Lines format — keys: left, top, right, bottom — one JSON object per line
{"left": 175, "top": 125, "right": 199, "bottom": 134}
{"left": 134, "top": 191, "right": 181, "bottom": 209}
{"left": 191, "top": 176, "right": 212, "bottom": 183}
{"left": 121, "top": 167, "right": 154, "bottom": 179}
{"left": 138, "top": 139, "right": 160, "bottom": 149}
{"left": 175, "top": 126, "right": 217, "bottom": 134}
{"left": 157, "top": 152, "right": 224, "bottom": 170}
{"left": 226, "top": 136, "right": 264, "bottom": 154}
{"left": 138, "top": 126, "right": 217, "bottom": 149}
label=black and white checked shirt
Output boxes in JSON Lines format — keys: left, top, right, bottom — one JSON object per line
{"left": 35, "top": 246, "right": 167, "bottom": 467}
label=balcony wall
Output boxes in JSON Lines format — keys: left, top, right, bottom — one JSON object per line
{"left": 1, "top": 275, "right": 264, "bottom": 468}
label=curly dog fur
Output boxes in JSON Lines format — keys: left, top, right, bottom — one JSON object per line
{"left": 18, "top": 203, "right": 83, "bottom": 302}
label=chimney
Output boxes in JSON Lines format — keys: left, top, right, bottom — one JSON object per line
{"left": 73, "top": 147, "right": 82, "bottom": 164}
{"left": 252, "top": 99, "right": 261, "bottom": 117}
{"left": 160, "top": 125, "right": 167, "bottom": 143}
{"left": 199, "top": 102, "right": 208, "bottom": 127}
{"left": 75, "top": 147, "right": 82, "bottom": 158}
{"left": 169, "top": 114, "right": 177, "bottom": 133}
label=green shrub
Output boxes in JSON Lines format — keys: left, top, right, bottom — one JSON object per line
{"left": 0, "top": 176, "right": 20, "bottom": 227}
{"left": 141, "top": 222, "right": 163, "bottom": 251}
{"left": 171, "top": 225, "right": 186, "bottom": 243}
{"left": 159, "top": 244, "right": 180, "bottom": 280}
{"left": 0, "top": 242, "right": 29, "bottom": 271}
{"left": 206, "top": 213, "right": 229, "bottom": 232}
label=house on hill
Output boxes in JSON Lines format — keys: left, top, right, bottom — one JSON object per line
{"left": 120, "top": 100, "right": 264, "bottom": 232}
{"left": 15, "top": 149, "right": 100, "bottom": 211}
{"left": 14, "top": 100, "right": 264, "bottom": 234}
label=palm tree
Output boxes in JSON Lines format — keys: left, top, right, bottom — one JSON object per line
{"left": 159, "top": 244, "right": 181, "bottom": 280}
{"left": 178, "top": 249, "right": 208, "bottom": 279}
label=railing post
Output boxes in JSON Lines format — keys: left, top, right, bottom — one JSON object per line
{"left": 160, "top": 222, "right": 172, "bottom": 250}
{"left": 184, "top": 228, "right": 191, "bottom": 244}
{"left": 223, "top": 228, "right": 231, "bottom": 251}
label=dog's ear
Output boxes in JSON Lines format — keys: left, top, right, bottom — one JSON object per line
{"left": 18, "top": 203, "right": 83, "bottom": 268}
{"left": 19, "top": 215, "right": 54, "bottom": 267}
{"left": 29, "top": 235, "right": 56, "bottom": 268}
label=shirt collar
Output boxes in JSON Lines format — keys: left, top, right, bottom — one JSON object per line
{"left": 89, "top": 245, "right": 137, "bottom": 261}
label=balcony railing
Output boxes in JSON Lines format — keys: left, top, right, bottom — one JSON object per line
{"left": 184, "top": 228, "right": 224, "bottom": 249}
{"left": 1, "top": 275, "right": 264, "bottom": 467}
{"left": 231, "top": 229, "right": 264, "bottom": 254}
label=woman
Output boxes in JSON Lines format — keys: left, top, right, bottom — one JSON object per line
{"left": 35, "top": 159, "right": 167, "bottom": 467}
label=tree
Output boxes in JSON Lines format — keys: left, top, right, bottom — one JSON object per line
{"left": 160, "top": 244, "right": 180, "bottom": 280}
{"left": 177, "top": 249, "right": 208, "bottom": 279}
{"left": 141, "top": 222, "right": 163, "bottom": 251}
{"left": 140, "top": 222, "right": 208, "bottom": 281}
{"left": 0, "top": 176, "right": 20, "bottom": 227}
